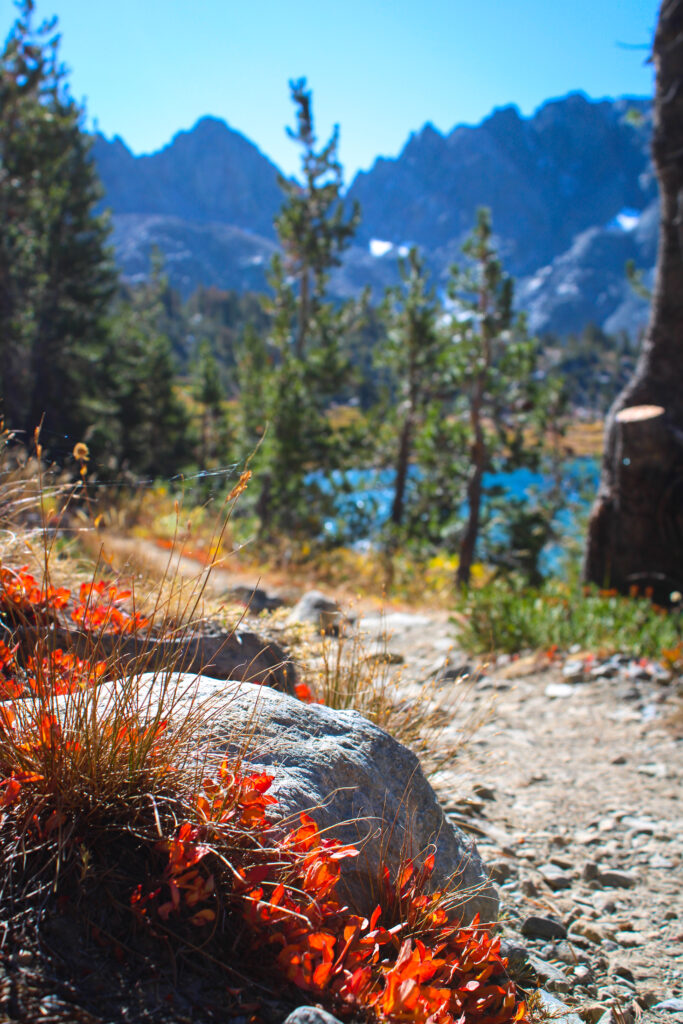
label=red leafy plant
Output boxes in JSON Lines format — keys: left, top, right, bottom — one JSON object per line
{"left": 0, "top": 564, "right": 150, "bottom": 634}
{"left": 0, "top": 554, "right": 527, "bottom": 1024}
{"left": 131, "top": 765, "right": 528, "bottom": 1024}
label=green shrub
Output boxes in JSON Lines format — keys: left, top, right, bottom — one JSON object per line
{"left": 457, "top": 576, "right": 683, "bottom": 657}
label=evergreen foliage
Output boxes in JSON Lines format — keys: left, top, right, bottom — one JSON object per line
{"left": 0, "top": 1, "right": 117, "bottom": 450}
{"left": 105, "top": 266, "right": 192, "bottom": 480}
{"left": 252, "top": 79, "right": 363, "bottom": 541}
{"left": 376, "top": 211, "right": 563, "bottom": 585}
{"left": 376, "top": 248, "right": 443, "bottom": 533}
{"left": 446, "top": 210, "right": 563, "bottom": 586}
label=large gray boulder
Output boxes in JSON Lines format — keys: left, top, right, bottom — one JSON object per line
{"left": 135, "top": 673, "right": 498, "bottom": 923}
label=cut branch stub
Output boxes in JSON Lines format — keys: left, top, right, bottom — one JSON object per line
{"left": 615, "top": 405, "right": 666, "bottom": 423}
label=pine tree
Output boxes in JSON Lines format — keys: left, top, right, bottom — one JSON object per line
{"left": 445, "top": 210, "right": 556, "bottom": 587}
{"left": 255, "top": 79, "right": 361, "bottom": 540}
{"left": 0, "top": 1, "right": 117, "bottom": 450}
{"left": 104, "top": 267, "right": 191, "bottom": 480}
{"left": 376, "top": 248, "right": 442, "bottom": 530}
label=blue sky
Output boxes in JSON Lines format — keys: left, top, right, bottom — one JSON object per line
{"left": 2, "top": 0, "right": 658, "bottom": 181}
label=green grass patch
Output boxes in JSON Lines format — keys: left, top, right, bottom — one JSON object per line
{"left": 457, "top": 576, "right": 683, "bottom": 658}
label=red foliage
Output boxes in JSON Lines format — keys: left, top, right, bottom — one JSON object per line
{"left": 0, "top": 558, "right": 528, "bottom": 1024}
{"left": 0, "top": 565, "right": 149, "bottom": 634}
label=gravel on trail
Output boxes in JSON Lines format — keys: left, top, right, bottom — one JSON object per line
{"left": 359, "top": 609, "right": 683, "bottom": 1024}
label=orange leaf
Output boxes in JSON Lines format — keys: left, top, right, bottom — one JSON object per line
{"left": 189, "top": 908, "right": 215, "bottom": 927}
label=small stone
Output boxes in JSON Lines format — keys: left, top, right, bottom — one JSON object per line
{"left": 569, "top": 919, "right": 604, "bottom": 945}
{"left": 596, "top": 869, "right": 636, "bottom": 889}
{"left": 472, "top": 784, "right": 496, "bottom": 801}
{"left": 538, "top": 863, "right": 573, "bottom": 890}
{"left": 284, "top": 1009, "right": 345, "bottom": 1024}
{"left": 550, "top": 854, "right": 574, "bottom": 870}
{"left": 553, "top": 940, "right": 589, "bottom": 965}
{"left": 365, "top": 650, "right": 404, "bottom": 665}
{"left": 521, "top": 915, "right": 567, "bottom": 940}
{"left": 290, "top": 590, "right": 344, "bottom": 634}
{"left": 582, "top": 860, "right": 599, "bottom": 881}
{"left": 615, "top": 930, "right": 645, "bottom": 948}
{"left": 489, "top": 859, "right": 516, "bottom": 884}
{"left": 578, "top": 1005, "right": 610, "bottom": 1024}
{"left": 520, "top": 878, "right": 539, "bottom": 897}
{"left": 610, "top": 755, "right": 627, "bottom": 765}
{"left": 562, "top": 660, "right": 586, "bottom": 682}
{"left": 535, "top": 988, "right": 583, "bottom": 1022}
{"left": 636, "top": 762, "right": 669, "bottom": 778}
{"left": 610, "top": 963, "right": 635, "bottom": 983}
{"left": 550, "top": 834, "right": 570, "bottom": 847}
{"left": 636, "top": 992, "right": 660, "bottom": 1010}
{"left": 591, "top": 894, "right": 617, "bottom": 914}
{"left": 528, "top": 956, "right": 572, "bottom": 994}
{"left": 575, "top": 829, "right": 599, "bottom": 845}
{"left": 650, "top": 853, "right": 674, "bottom": 869}
{"left": 590, "top": 662, "right": 618, "bottom": 679}
{"left": 545, "top": 682, "right": 574, "bottom": 698}
{"left": 653, "top": 998, "right": 683, "bottom": 1012}
{"left": 574, "top": 965, "right": 593, "bottom": 985}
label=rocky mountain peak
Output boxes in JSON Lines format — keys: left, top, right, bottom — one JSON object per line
{"left": 94, "top": 92, "right": 656, "bottom": 337}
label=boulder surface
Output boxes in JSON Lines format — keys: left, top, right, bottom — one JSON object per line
{"left": 139, "top": 673, "right": 498, "bottom": 922}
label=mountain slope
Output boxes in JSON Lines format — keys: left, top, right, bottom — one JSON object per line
{"left": 94, "top": 116, "right": 283, "bottom": 239}
{"left": 93, "top": 95, "right": 655, "bottom": 336}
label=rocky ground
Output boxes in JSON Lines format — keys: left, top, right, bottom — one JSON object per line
{"left": 350, "top": 609, "right": 683, "bottom": 1024}
{"left": 20, "top": 534, "right": 680, "bottom": 1024}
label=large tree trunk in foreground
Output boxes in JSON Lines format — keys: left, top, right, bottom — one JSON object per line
{"left": 584, "top": 0, "right": 683, "bottom": 602}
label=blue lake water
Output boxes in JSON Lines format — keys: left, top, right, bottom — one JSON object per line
{"left": 314, "top": 457, "right": 600, "bottom": 575}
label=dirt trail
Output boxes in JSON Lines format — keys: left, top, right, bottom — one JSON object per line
{"left": 100, "top": 534, "right": 683, "bottom": 1017}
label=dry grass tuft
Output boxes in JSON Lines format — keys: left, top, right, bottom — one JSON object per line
{"left": 295, "top": 613, "right": 487, "bottom": 780}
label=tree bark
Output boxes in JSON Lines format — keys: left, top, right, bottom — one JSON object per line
{"left": 457, "top": 388, "right": 486, "bottom": 589}
{"left": 584, "top": 0, "right": 683, "bottom": 602}
{"left": 391, "top": 409, "right": 414, "bottom": 527}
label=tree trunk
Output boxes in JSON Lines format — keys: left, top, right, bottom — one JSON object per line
{"left": 457, "top": 433, "right": 485, "bottom": 589}
{"left": 584, "top": 0, "right": 683, "bottom": 603}
{"left": 391, "top": 409, "right": 414, "bottom": 527}
{"left": 457, "top": 377, "right": 486, "bottom": 589}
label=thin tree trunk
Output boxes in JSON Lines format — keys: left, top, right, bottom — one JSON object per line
{"left": 584, "top": 0, "right": 683, "bottom": 602}
{"left": 457, "top": 386, "right": 486, "bottom": 588}
{"left": 391, "top": 410, "right": 414, "bottom": 527}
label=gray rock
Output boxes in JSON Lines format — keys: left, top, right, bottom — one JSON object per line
{"left": 596, "top": 868, "right": 637, "bottom": 889}
{"left": 284, "top": 1009, "right": 344, "bottom": 1024}
{"left": 538, "top": 863, "right": 574, "bottom": 890}
{"left": 583, "top": 860, "right": 599, "bottom": 881}
{"left": 46, "top": 622, "right": 297, "bottom": 694}
{"left": 290, "top": 590, "right": 344, "bottom": 635}
{"left": 562, "top": 660, "right": 586, "bottom": 682}
{"left": 574, "top": 965, "right": 594, "bottom": 985}
{"left": 545, "top": 683, "right": 575, "bottom": 699}
{"left": 521, "top": 915, "right": 567, "bottom": 940}
{"left": 579, "top": 1005, "right": 611, "bottom": 1024}
{"left": 654, "top": 999, "right": 683, "bottom": 1012}
{"left": 534, "top": 990, "right": 583, "bottom": 1024}
{"left": 223, "top": 585, "right": 283, "bottom": 613}
{"left": 489, "top": 859, "right": 517, "bottom": 884}
{"left": 529, "top": 959, "right": 572, "bottom": 994}
{"left": 147, "top": 673, "right": 497, "bottom": 923}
